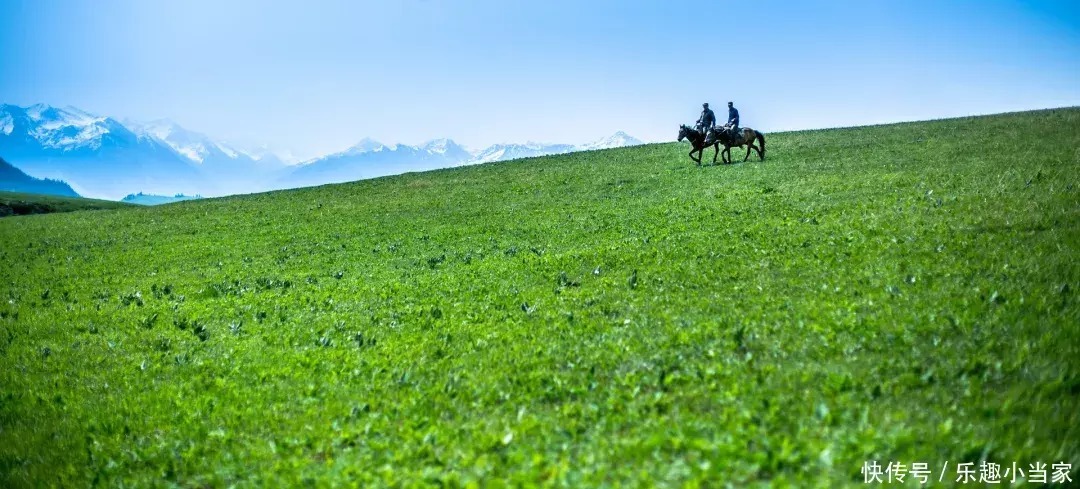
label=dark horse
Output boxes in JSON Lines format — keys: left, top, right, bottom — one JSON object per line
{"left": 677, "top": 124, "right": 767, "bottom": 165}
{"left": 677, "top": 124, "right": 714, "bottom": 165}
{"left": 709, "top": 126, "right": 766, "bottom": 165}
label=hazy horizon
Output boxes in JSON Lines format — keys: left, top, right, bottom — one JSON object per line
{"left": 3, "top": 0, "right": 1078, "bottom": 161}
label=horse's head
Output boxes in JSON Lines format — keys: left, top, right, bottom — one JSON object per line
{"left": 678, "top": 124, "right": 689, "bottom": 142}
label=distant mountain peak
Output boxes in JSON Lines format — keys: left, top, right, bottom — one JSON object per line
{"left": 421, "top": 138, "right": 464, "bottom": 155}
{"left": 344, "top": 137, "right": 386, "bottom": 155}
{"left": 0, "top": 104, "right": 121, "bottom": 151}
{"left": 579, "top": 131, "right": 644, "bottom": 151}
{"left": 25, "top": 103, "right": 50, "bottom": 119}
{"left": 124, "top": 118, "right": 251, "bottom": 165}
{"left": 124, "top": 118, "right": 181, "bottom": 142}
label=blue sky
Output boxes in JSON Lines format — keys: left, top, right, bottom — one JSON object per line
{"left": 2, "top": 0, "right": 1078, "bottom": 160}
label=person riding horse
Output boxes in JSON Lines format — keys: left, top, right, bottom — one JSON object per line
{"left": 723, "top": 101, "right": 740, "bottom": 139}
{"left": 682, "top": 100, "right": 763, "bottom": 165}
{"left": 696, "top": 103, "right": 716, "bottom": 134}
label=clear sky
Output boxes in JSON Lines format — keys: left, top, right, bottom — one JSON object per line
{"left": 2, "top": 0, "right": 1078, "bottom": 160}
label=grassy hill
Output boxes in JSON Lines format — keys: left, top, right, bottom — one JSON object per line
{"left": 1, "top": 108, "right": 1077, "bottom": 487}
{"left": 0, "top": 190, "right": 132, "bottom": 217}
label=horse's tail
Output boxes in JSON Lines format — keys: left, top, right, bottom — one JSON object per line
{"left": 756, "top": 131, "right": 766, "bottom": 160}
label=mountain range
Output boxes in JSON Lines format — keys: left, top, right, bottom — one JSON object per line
{"left": 287, "top": 138, "right": 474, "bottom": 188}
{"left": 0, "top": 103, "right": 645, "bottom": 200}
{"left": 0, "top": 104, "right": 205, "bottom": 199}
{"left": 123, "top": 119, "right": 289, "bottom": 195}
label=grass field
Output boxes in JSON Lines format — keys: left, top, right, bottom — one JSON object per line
{"left": 1, "top": 108, "right": 1077, "bottom": 487}
{"left": 0, "top": 191, "right": 132, "bottom": 217}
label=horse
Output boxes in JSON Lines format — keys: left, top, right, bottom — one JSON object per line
{"left": 708, "top": 126, "right": 766, "bottom": 165}
{"left": 677, "top": 124, "right": 717, "bottom": 165}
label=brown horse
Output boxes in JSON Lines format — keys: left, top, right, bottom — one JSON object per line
{"left": 708, "top": 127, "right": 766, "bottom": 164}
{"left": 677, "top": 124, "right": 716, "bottom": 165}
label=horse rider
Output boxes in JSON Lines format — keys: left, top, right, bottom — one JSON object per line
{"left": 723, "top": 101, "right": 740, "bottom": 138}
{"left": 696, "top": 103, "right": 716, "bottom": 134}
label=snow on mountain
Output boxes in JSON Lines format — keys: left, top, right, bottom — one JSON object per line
{"left": 463, "top": 132, "right": 642, "bottom": 164}
{"left": 16, "top": 103, "right": 121, "bottom": 150}
{"left": 578, "top": 131, "right": 645, "bottom": 151}
{"left": 125, "top": 118, "right": 290, "bottom": 195}
{"left": 125, "top": 119, "right": 251, "bottom": 165}
{"left": 1, "top": 102, "right": 648, "bottom": 196}
{"left": 422, "top": 138, "right": 468, "bottom": 156}
{"left": 217, "top": 143, "right": 239, "bottom": 159}
{"left": 0, "top": 112, "right": 13, "bottom": 136}
{"left": 468, "top": 142, "right": 576, "bottom": 164}
{"left": 288, "top": 131, "right": 644, "bottom": 188}
{"left": 0, "top": 104, "right": 206, "bottom": 199}
{"left": 284, "top": 138, "right": 472, "bottom": 188}
{"left": 341, "top": 137, "right": 387, "bottom": 156}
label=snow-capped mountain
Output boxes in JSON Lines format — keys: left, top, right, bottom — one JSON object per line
{"left": 124, "top": 118, "right": 246, "bottom": 164}
{"left": 286, "top": 132, "right": 644, "bottom": 186}
{"left": 340, "top": 137, "right": 389, "bottom": 156}
{"left": 284, "top": 138, "right": 472, "bottom": 187}
{"left": 1, "top": 101, "right": 648, "bottom": 199}
{"left": 468, "top": 142, "right": 577, "bottom": 164}
{"left": 464, "top": 132, "right": 642, "bottom": 164}
{"left": 125, "top": 119, "right": 286, "bottom": 195}
{"left": 422, "top": 138, "right": 468, "bottom": 156}
{"left": 577, "top": 131, "right": 644, "bottom": 151}
{"left": 229, "top": 142, "right": 299, "bottom": 165}
{"left": 0, "top": 104, "right": 205, "bottom": 199}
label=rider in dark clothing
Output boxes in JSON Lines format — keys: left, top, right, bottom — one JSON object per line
{"left": 697, "top": 103, "right": 716, "bottom": 134}
{"left": 725, "top": 102, "right": 740, "bottom": 136}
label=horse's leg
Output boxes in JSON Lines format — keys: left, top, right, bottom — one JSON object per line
{"left": 743, "top": 144, "right": 753, "bottom": 162}
{"left": 712, "top": 143, "right": 720, "bottom": 164}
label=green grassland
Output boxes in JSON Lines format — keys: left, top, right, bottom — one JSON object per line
{"left": 0, "top": 190, "right": 132, "bottom": 217}
{"left": 1, "top": 109, "right": 1078, "bottom": 487}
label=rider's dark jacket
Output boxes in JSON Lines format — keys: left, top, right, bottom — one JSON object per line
{"left": 699, "top": 108, "right": 716, "bottom": 126}
{"left": 727, "top": 107, "right": 740, "bottom": 127}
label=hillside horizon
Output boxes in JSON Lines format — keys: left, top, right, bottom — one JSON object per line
{"left": 3, "top": 104, "right": 1076, "bottom": 203}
